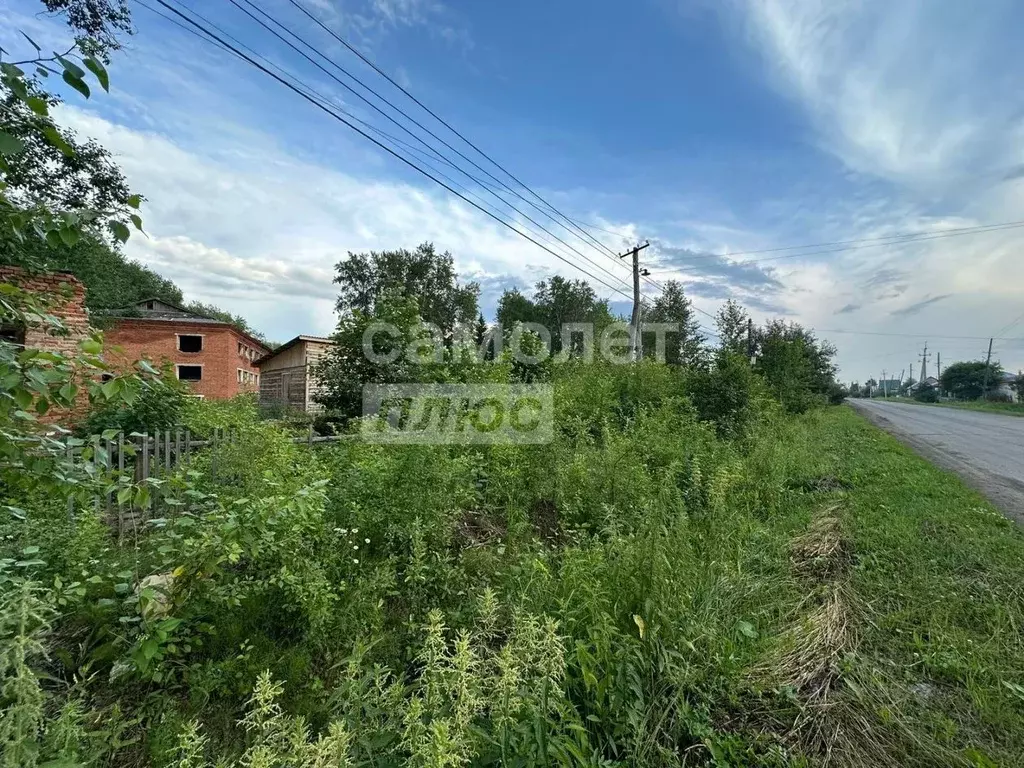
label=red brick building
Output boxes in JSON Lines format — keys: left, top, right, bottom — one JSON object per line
{"left": 104, "top": 299, "right": 269, "bottom": 400}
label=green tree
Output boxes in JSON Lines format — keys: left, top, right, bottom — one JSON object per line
{"left": 496, "top": 277, "right": 614, "bottom": 356}
{"left": 315, "top": 293, "right": 425, "bottom": 419}
{"left": 753, "top": 320, "right": 837, "bottom": 413}
{"left": 940, "top": 360, "right": 1003, "bottom": 400}
{"left": 41, "top": 1, "right": 133, "bottom": 59}
{"left": 643, "top": 280, "right": 706, "bottom": 366}
{"left": 333, "top": 243, "right": 479, "bottom": 336}
{"left": 1014, "top": 372, "right": 1024, "bottom": 403}
{"left": 0, "top": 228, "right": 181, "bottom": 310}
{"left": 715, "top": 298, "right": 749, "bottom": 357}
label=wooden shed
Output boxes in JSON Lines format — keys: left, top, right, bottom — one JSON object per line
{"left": 255, "top": 335, "right": 334, "bottom": 413}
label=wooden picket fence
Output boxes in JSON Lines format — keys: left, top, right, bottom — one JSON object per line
{"left": 68, "top": 425, "right": 356, "bottom": 535}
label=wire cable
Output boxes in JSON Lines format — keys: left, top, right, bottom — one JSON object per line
{"left": 282, "top": 0, "right": 627, "bottom": 265}
{"left": 145, "top": 0, "right": 648, "bottom": 306}
{"left": 224, "top": 0, "right": 638, "bottom": 293}
{"left": 647, "top": 221, "right": 1024, "bottom": 269}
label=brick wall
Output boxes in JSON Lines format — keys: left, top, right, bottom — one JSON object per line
{"left": 0, "top": 267, "right": 90, "bottom": 352}
{"left": 0, "top": 267, "right": 91, "bottom": 423}
{"left": 105, "top": 320, "right": 265, "bottom": 400}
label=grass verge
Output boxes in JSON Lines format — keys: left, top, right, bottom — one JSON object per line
{"left": 761, "top": 406, "right": 1024, "bottom": 766}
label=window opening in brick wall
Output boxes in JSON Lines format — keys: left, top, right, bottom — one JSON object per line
{"left": 177, "top": 365, "right": 202, "bottom": 381}
{"left": 0, "top": 324, "right": 26, "bottom": 347}
{"left": 179, "top": 334, "right": 203, "bottom": 353}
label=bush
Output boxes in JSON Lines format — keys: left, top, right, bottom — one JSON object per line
{"left": 79, "top": 366, "right": 189, "bottom": 436}
{"left": 913, "top": 383, "right": 939, "bottom": 403}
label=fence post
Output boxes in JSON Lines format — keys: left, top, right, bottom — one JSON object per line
{"left": 141, "top": 432, "right": 150, "bottom": 482}
{"left": 164, "top": 429, "right": 171, "bottom": 472}
{"left": 308, "top": 422, "right": 314, "bottom": 448}
{"left": 66, "top": 439, "right": 74, "bottom": 521}
{"left": 117, "top": 432, "right": 125, "bottom": 539}
{"left": 153, "top": 428, "right": 160, "bottom": 476}
{"left": 185, "top": 429, "right": 191, "bottom": 463}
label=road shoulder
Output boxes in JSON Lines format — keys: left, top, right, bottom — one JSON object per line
{"left": 847, "top": 400, "right": 1024, "bottom": 525}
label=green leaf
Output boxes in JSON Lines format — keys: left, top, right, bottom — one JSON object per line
{"left": 42, "top": 125, "right": 74, "bottom": 157}
{"left": 0, "top": 132, "right": 25, "bottom": 156}
{"left": 58, "top": 226, "right": 80, "bottom": 247}
{"left": 58, "top": 382, "right": 78, "bottom": 404}
{"left": 62, "top": 70, "right": 91, "bottom": 99}
{"left": 101, "top": 378, "right": 120, "bottom": 399}
{"left": 80, "top": 339, "right": 102, "bottom": 355}
{"left": 45, "top": 229, "right": 63, "bottom": 249}
{"left": 20, "top": 32, "right": 41, "bottom": 52}
{"left": 0, "top": 62, "right": 25, "bottom": 80}
{"left": 126, "top": 194, "right": 142, "bottom": 209}
{"left": 26, "top": 96, "right": 49, "bottom": 116}
{"left": 35, "top": 397, "right": 49, "bottom": 415}
{"left": 13, "top": 388, "right": 32, "bottom": 410}
{"left": 55, "top": 55, "right": 85, "bottom": 79}
{"left": 109, "top": 221, "right": 130, "bottom": 244}
{"left": 83, "top": 57, "right": 109, "bottom": 92}
{"left": 22, "top": 546, "right": 40, "bottom": 555}
{"left": 130, "top": 214, "right": 143, "bottom": 231}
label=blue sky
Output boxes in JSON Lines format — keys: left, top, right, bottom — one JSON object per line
{"left": 4, "top": 0, "right": 1024, "bottom": 382}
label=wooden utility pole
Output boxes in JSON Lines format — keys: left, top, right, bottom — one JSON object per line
{"left": 747, "top": 318, "right": 755, "bottom": 363}
{"left": 882, "top": 369, "right": 888, "bottom": 397}
{"left": 936, "top": 352, "right": 941, "bottom": 395}
{"left": 918, "top": 342, "right": 931, "bottom": 382}
{"left": 983, "top": 337, "right": 994, "bottom": 397}
{"left": 619, "top": 241, "right": 650, "bottom": 362}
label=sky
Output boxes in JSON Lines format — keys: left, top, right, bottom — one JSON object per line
{"left": 3, "top": 0, "right": 1024, "bottom": 382}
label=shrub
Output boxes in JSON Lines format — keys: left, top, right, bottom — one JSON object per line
{"left": 79, "top": 365, "right": 189, "bottom": 436}
{"left": 913, "top": 383, "right": 939, "bottom": 403}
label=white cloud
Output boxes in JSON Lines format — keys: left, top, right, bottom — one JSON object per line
{"left": 56, "top": 106, "right": 643, "bottom": 342}
{"left": 739, "top": 0, "right": 1023, "bottom": 192}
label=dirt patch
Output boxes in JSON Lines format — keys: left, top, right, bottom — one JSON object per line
{"left": 455, "top": 510, "right": 507, "bottom": 548}
{"left": 531, "top": 498, "right": 560, "bottom": 543}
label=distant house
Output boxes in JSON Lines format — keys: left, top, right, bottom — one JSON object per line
{"left": 995, "top": 371, "right": 1020, "bottom": 400}
{"left": 255, "top": 335, "right": 334, "bottom": 413}
{"left": 104, "top": 298, "right": 269, "bottom": 399}
{"left": 875, "top": 379, "right": 902, "bottom": 396}
{"left": 907, "top": 376, "right": 939, "bottom": 394}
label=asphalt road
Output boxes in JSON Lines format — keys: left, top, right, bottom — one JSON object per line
{"left": 850, "top": 399, "right": 1024, "bottom": 522}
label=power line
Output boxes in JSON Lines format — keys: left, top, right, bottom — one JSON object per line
{"left": 147, "top": 0, "right": 645, "bottom": 306}
{"left": 646, "top": 220, "right": 1024, "bottom": 269}
{"left": 708, "top": 219, "right": 1024, "bottom": 258}
{"left": 247, "top": 0, "right": 626, "bottom": 270}
{"left": 993, "top": 310, "right": 1024, "bottom": 340}
{"left": 224, "top": 0, "right": 639, "bottom": 296}
{"left": 135, "top": 1, "right": 634, "bottom": 297}
{"left": 812, "top": 328, "right": 1024, "bottom": 341}
{"left": 282, "top": 0, "right": 626, "bottom": 265}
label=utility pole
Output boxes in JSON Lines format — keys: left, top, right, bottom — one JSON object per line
{"left": 619, "top": 241, "right": 650, "bottom": 362}
{"left": 747, "top": 318, "right": 755, "bottom": 364}
{"left": 918, "top": 342, "right": 931, "bottom": 382}
{"left": 882, "top": 369, "right": 888, "bottom": 397}
{"left": 982, "top": 337, "right": 994, "bottom": 397}
{"left": 936, "top": 352, "right": 941, "bottom": 396}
